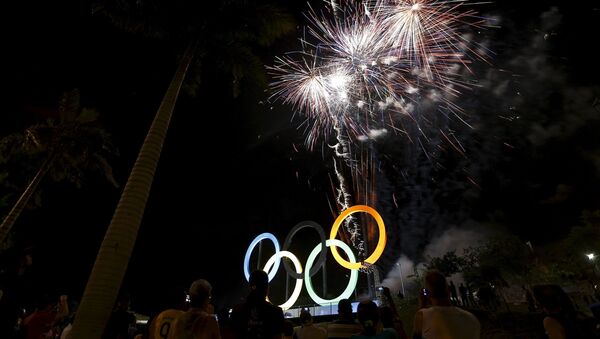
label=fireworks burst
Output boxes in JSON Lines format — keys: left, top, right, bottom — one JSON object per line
{"left": 377, "top": 0, "right": 489, "bottom": 75}
{"left": 268, "top": 0, "right": 491, "bottom": 253}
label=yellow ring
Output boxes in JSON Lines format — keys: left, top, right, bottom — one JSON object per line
{"left": 329, "top": 205, "right": 386, "bottom": 270}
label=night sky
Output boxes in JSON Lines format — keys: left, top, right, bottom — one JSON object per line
{"left": 3, "top": 0, "right": 600, "bottom": 316}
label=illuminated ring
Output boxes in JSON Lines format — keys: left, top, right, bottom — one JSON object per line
{"left": 263, "top": 250, "right": 303, "bottom": 310}
{"left": 244, "top": 233, "right": 281, "bottom": 282}
{"left": 329, "top": 205, "right": 386, "bottom": 270}
{"left": 304, "top": 239, "right": 358, "bottom": 306}
{"left": 281, "top": 221, "right": 327, "bottom": 279}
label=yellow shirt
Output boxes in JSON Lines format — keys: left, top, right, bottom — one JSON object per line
{"left": 168, "top": 308, "right": 221, "bottom": 339}
{"left": 148, "top": 309, "right": 184, "bottom": 339}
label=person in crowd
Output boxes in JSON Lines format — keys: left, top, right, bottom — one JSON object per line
{"left": 522, "top": 285, "right": 536, "bottom": 312}
{"left": 458, "top": 283, "right": 469, "bottom": 308}
{"left": 23, "top": 293, "right": 69, "bottom": 339}
{"left": 229, "top": 270, "right": 285, "bottom": 339}
{"left": 326, "top": 298, "right": 361, "bottom": 339}
{"left": 293, "top": 308, "right": 326, "bottom": 339}
{"left": 168, "top": 278, "right": 221, "bottom": 339}
{"left": 448, "top": 281, "right": 458, "bottom": 306}
{"left": 148, "top": 308, "right": 183, "bottom": 339}
{"left": 351, "top": 300, "right": 397, "bottom": 339}
{"left": 379, "top": 306, "right": 407, "bottom": 339}
{"left": 144, "top": 288, "right": 191, "bottom": 339}
{"left": 0, "top": 246, "right": 35, "bottom": 338}
{"left": 412, "top": 270, "right": 480, "bottom": 339}
{"left": 103, "top": 293, "right": 137, "bottom": 339}
{"left": 378, "top": 287, "right": 407, "bottom": 339}
{"left": 533, "top": 284, "right": 599, "bottom": 339}
{"left": 57, "top": 298, "right": 79, "bottom": 339}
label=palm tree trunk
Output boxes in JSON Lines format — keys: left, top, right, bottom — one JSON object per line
{"left": 0, "top": 151, "right": 55, "bottom": 244}
{"left": 70, "top": 42, "right": 196, "bottom": 339}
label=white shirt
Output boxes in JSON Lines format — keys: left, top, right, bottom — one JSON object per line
{"left": 294, "top": 324, "right": 327, "bottom": 339}
{"left": 421, "top": 306, "right": 480, "bottom": 339}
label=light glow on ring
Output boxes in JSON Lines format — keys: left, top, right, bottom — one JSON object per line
{"left": 242, "top": 205, "right": 387, "bottom": 308}
{"left": 329, "top": 205, "right": 386, "bottom": 270}
{"left": 304, "top": 239, "right": 358, "bottom": 306}
{"left": 244, "top": 233, "right": 281, "bottom": 282}
{"left": 263, "top": 250, "right": 303, "bottom": 310}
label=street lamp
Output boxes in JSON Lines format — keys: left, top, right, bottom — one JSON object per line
{"left": 396, "top": 262, "right": 406, "bottom": 297}
{"left": 587, "top": 253, "right": 599, "bottom": 279}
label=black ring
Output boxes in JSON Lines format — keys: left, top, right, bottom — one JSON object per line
{"left": 281, "top": 220, "right": 327, "bottom": 279}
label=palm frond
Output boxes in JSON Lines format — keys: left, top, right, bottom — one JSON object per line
{"left": 77, "top": 108, "right": 100, "bottom": 124}
{"left": 59, "top": 89, "right": 81, "bottom": 123}
{"left": 93, "top": 154, "right": 120, "bottom": 188}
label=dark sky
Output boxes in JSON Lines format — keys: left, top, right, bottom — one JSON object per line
{"left": 3, "top": 0, "right": 600, "bottom": 315}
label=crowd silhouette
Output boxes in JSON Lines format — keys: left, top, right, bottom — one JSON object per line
{"left": 2, "top": 255, "right": 600, "bottom": 339}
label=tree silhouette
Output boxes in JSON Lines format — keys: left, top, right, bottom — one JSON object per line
{"left": 0, "top": 89, "right": 117, "bottom": 246}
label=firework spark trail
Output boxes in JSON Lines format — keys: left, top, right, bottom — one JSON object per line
{"left": 269, "top": 54, "right": 368, "bottom": 255}
{"left": 330, "top": 112, "right": 368, "bottom": 257}
{"left": 269, "top": 0, "right": 490, "bottom": 254}
{"left": 332, "top": 157, "right": 366, "bottom": 256}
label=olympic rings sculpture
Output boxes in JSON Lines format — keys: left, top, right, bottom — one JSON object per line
{"left": 243, "top": 205, "right": 386, "bottom": 309}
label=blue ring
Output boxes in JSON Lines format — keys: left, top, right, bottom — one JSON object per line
{"left": 244, "top": 233, "right": 281, "bottom": 282}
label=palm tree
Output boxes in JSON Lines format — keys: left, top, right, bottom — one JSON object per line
{"left": 0, "top": 89, "right": 118, "bottom": 245}
{"left": 70, "top": 1, "right": 296, "bottom": 337}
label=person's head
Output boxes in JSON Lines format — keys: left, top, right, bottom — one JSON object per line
{"left": 249, "top": 270, "right": 269, "bottom": 297}
{"left": 532, "top": 284, "right": 574, "bottom": 314}
{"left": 357, "top": 300, "right": 380, "bottom": 336}
{"left": 188, "top": 279, "right": 212, "bottom": 309}
{"left": 337, "top": 298, "right": 353, "bottom": 319}
{"left": 424, "top": 270, "right": 450, "bottom": 301}
{"left": 300, "top": 308, "right": 313, "bottom": 325}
